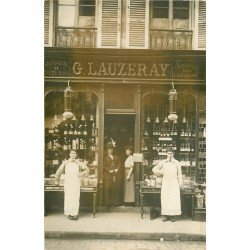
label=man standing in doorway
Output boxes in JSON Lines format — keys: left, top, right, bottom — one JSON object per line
{"left": 103, "top": 142, "right": 122, "bottom": 207}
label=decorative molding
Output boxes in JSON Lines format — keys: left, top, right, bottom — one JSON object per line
{"left": 56, "top": 28, "right": 97, "bottom": 48}
{"left": 150, "top": 30, "right": 193, "bottom": 50}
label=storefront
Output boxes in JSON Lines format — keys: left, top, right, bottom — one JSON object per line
{"left": 44, "top": 47, "right": 206, "bottom": 218}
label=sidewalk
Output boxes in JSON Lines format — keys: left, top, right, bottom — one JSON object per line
{"left": 45, "top": 209, "right": 206, "bottom": 241}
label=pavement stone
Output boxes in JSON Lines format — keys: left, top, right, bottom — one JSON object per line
{"left": 45, "top": 239, "right": 206, "bottom": 250}
{"left": 45, "top": 211, "right": 205, "bottom": 241}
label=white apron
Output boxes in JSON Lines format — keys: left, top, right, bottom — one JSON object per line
{"left": 153, "top": 159, "right": 183, "bottom": 216}
{"left": 124, "top": 155, "right": 135, "bottom": 203}
{"left": 64, "top": 162, "right": 80, "bottom": 216}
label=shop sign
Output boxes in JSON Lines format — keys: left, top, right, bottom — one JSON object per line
{"left": 45, "top": 57, "right": 204, "bottom": 80}
{"left": 45, "top": 58, "right": 69, "bottom": 77}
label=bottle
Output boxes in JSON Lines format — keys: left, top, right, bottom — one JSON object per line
{"left": 63, "top": 137, "right": 68, "bottom": 151}
{"left": 48, "top": 124, "right": 54, "bottom": 134}
{"left": 173, "top": 123, "right": 178, "bottom": 136}
{"left": 169, "top": 125, "right": 173, "bottom": 136}
{"left": 72, "top": 138, "right": 77, "bottom": 150}
{"left": 156, "top": 141, "right": 160, "bottom": 152}
{"left": 184, "top": 125, "right": 189, "bottom": 137}
{"left": 47, "top": 139, "right": 53, "bottom": 150}
{"left": 172, "top": 141, "right": 177, "bottom": 151}
{"left": 162, "top": 122, "right": 167, "bottom": 137}
{"left": 152, "top": 122, "right": 156, "bottom": 136}
{"left": 180, "top": 126, "right": 185, "bottom": 137}
{"left": 91, "top": 138, "right": 96, "bottom": 151}
{"left": 78, "top": 124, "right": 82, "bottom": 136}
{"left": 63, "top": 123, "right": 68, "bottom": 135}
{"left": 192, "top": 127, "right": 196, "bottom": 137}
{"left": 54, "top": 123, "right": 60, "bottom": 134}
{"left": 53, "top": 139, "right": 58, "bottom": 150}
{"left": 166, "top": 123, "right": 170, "bottom": 137}
{"left": 83, "top": 121, "right": 88, "bottom": 136}
{"left": 68, "top": 124, "right": 73, "bottom": 135}
{"left": 191, "top": 141, "right": 195, "bottom": 152}
{"left": 79, "top": 138, "right": 84, "bottom": 150}
{"left": 76, "top": 138, "right": 79, "bottom": 150}
{"left": 91, "top": 122, "right": 96, "bottom": 136}
{"left": 152, "top": 140, "right": 156, "bottom": 150}
{"left": 68, "top": 138, "right": 72, "bottom": 150}
{"left": 144, "top": 122, "right": 149, "bottom": 136}
{"left": 74, "top": 126, "right": 78, "bottom": 135}
{"left": 159, "top": 141, "right": 162, "bottom": 152}
{"left": 187, "top": 125, "right": 191, "bottom": 137}
{"left": 95, "top": 127, "right": 98, "bottom": 136}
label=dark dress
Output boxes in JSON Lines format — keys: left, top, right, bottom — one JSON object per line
{"left": 103, "top": 154, "right": 122, "bottom": 206}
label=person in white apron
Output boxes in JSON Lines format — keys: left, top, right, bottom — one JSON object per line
{"left": 55, "top": 150, "right": 89, "bottom": 220}
{"left": 152, "top": 150, "right": 183, "bottom": 222}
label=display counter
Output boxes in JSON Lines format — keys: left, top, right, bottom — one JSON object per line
{"left": 44, "top": 178, "right": 98, "bottom": 217}
{"left": 139, "top": 181, "right": 196, "bottom": 219}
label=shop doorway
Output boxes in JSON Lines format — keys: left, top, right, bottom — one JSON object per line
{"left": 104, "top": 114, "right": 135, "bottom": 206}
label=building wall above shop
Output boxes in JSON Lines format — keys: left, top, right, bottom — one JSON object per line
{"left": 44, "top": 0, "right": 206, "bottom": 50}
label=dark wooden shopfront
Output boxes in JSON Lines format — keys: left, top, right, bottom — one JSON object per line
{"left": 44, "top": 48, "right": 205, "bottom": 208}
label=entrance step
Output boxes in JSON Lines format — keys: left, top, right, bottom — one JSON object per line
{"left": 97, "top": 206, "right": 150, "bottom": 213}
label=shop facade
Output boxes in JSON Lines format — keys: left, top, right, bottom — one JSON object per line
{"left": 45, "top": 48, "right": 205, "bottom": 217}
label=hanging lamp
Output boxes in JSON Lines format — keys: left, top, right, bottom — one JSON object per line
{"left": 63, "top": 80, "right": 74, "bottom": 119}
{"left": 168, "top": 64, "right": 178, "bottom": 121}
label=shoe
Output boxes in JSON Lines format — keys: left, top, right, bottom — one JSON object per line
{"left": 72, "top": 215, "right": 78, "bottom": 220}
{"left": 162, "top": 216, "right": 169, "bottom": 222}
{"left": 170, "top": 216, "right": 175, "bottom": 222}
{"left": 69, "top": 215, "right": 73, "bottom": 220}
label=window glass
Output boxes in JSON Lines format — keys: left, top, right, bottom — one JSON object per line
{"left": 173, "top": 0, "right": 189, "bottom": 19}
{"left": 79, "top": 0, "right": 95, "bottom": 16}
{"left": 58, "top": 5, "right": 76, "bottom": 26}
{"left": 153, "top": 0, "right": 169, "bottom": 18}
{"left": 58, "top": 0, "right": 75, "bottom": 5}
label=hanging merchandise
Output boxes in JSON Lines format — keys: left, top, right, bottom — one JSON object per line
{"left": 63, "top": 80, "right": 74, "bottom": 119}
{"left": 182, "top": 95, "right": 187, "bottom": 123}
{"left": 155, "top": 106, "right": 160, "bottom": 123}
{"left": 163, "top": 99, "right": 168, "bottom": 123}
{"left": 168, "top": 85, "right": 178, "bottom": 121}
{"left": 168, "top": 65, "right": 178, "bottom": 121}
{"left": 146, "top": 103, "right": 151, "bottom": 123}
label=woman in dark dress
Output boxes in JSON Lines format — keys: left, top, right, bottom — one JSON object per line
{"left": 103, "top": 142, "right": 122, "bottom": 207}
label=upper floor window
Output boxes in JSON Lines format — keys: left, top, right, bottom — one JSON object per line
{"left": 79, "top": 0, "right": 96, "bottom": 16}
{"left": 58, "top": 0, "right": 76, "bottom": 27}
{"left": 152, "top": 0, "right": 169, "bottom": 18}
{"left": 173, "top": 0, "right": 189, "bottom": 19}
{"left": 150, "top": 0, "right": 190, "bottom": 30}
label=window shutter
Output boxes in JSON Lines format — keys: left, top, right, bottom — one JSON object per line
{"left": 126, "top": 0, "right": 149, "bottom": 49}
{"left": 198, "top": 0, "right": 206, "bottom": 49}
{"left": 44, "top": 0, "right": 53, "bottom": 46}
{"left": 97, "top": 0, "right": 121, "bottom": 48}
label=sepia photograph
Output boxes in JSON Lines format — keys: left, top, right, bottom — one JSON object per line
{"left": 44, "top": 0, "right": 206, "bottom": 249}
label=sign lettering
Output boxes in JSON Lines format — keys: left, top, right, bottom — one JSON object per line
{"left": 45, "top": 57, "right": 205, "bottom": 81}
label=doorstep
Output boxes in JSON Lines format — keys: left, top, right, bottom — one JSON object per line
{"left": 45, "top": 209, "right": 206, "bottom": 241}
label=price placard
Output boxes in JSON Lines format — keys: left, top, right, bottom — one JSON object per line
{"left": 133, "top": 153, "right": 144, "bottom": 163}
{"left": 158, "top": 137, "right": 172, "bottom": 141}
